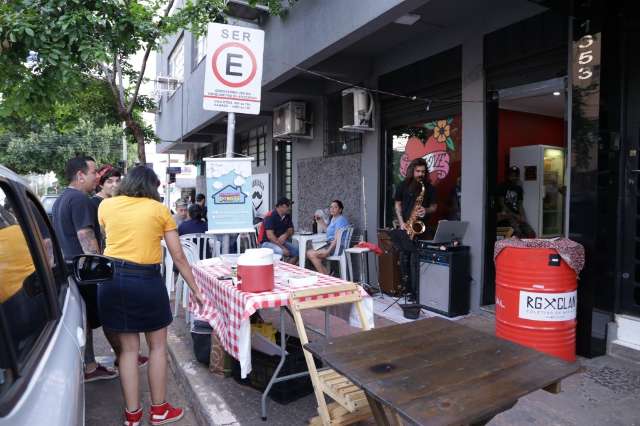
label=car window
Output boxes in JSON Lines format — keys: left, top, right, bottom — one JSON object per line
{"left": 27, "top": 196, "right": 65, "bottom": 296}
{"left": 40, "top": 197, "right": 57, "bottom": 213}
{"left": 0, "top": 185, "right": 54, "bottom": 400}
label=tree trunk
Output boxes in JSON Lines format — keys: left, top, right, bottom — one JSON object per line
{"left": 120, "top": 112, "right": 146, "bottom": 165}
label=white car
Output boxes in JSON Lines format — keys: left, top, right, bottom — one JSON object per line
{"left": 0, "top": 166, "right": 86, "bottom": 425}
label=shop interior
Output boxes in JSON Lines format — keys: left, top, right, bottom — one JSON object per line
{"left": 483, "top": 77, "right": 568, "bottom": 306}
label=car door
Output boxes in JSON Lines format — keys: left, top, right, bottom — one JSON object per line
{"left": 0, "top": 175, "right": 85, "bottom": 425}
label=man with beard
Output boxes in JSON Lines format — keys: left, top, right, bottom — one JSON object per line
{"left": 392, "top": 157, "right": 437, "bottom": 301}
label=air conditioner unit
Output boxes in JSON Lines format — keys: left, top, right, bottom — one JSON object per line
{"left": 341, "top": 88, "right": 374, "bottom": 132}
{"left": 273, "top": 101, "right": 312, "bottom": 139}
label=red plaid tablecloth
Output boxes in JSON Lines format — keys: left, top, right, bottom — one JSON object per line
{"left": 190, "top": 260, "right": 368, "bottom": 373}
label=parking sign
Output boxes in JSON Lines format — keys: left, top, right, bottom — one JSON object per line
{"left": 203, "top": 23, "right": 264, "bottom": 114}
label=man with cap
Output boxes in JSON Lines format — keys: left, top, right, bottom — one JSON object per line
{"left": 173, "top": 199, "right": 188, "bottom": 227}
{"left": 496, "top": 166, "right": 535, "bottom": 237}
{"left": 260, "top": 197, "right": 298, "bottom": 263}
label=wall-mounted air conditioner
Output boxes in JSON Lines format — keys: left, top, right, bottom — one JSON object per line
{"left": 341, "top": 88, "right": 374, "bottom": 132}
{"left": 273, "top": 101, "right": 313, "bottom": 139}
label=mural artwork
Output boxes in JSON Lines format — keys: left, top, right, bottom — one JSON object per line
{"left": 389, "top": 115, "right": 462, "bottom": 226}
{"left": 398, "top": 118, "right": 458, "bottom": 184}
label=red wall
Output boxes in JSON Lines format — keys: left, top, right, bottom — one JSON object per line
{"left": 497, "top": 110, "right": 565, "bottom": 183}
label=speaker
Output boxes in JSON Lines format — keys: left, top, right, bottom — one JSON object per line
{"left": 418, "top": 246, "right": 470, "bottom": 317}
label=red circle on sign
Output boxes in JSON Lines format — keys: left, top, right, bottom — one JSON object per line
{"left": 211, "top": 42, "right": 257, "bottom": 88}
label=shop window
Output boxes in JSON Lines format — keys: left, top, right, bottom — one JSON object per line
{"left": 237, "top": 125, "right": 267, "bottom": 167}
{"left": 385, "top": 115, "right": 462, "bottom": 229}
{"left": 276, "top": 140, "right": 292, "bottom": 200}
{"left": 324, "top": 92, "right": 362, "bottom": 157}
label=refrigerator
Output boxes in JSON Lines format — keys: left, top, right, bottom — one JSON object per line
{"left": 509, "top": 145, "right": 565, "bottom": 238}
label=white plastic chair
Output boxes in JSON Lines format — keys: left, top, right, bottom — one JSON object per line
{"left": 326, "top": 226, "right": 354, "bottom": 280}
{"left": 236, "top": 229, "right": 258, "bottom": 254}
{"left": 161, "top": 240, "right": 175, "bottom": 295}
{"left": 174, "top": 239, "right": 199, "bottom": 323}
{"left": 180, "top": 233, "right": 219, "bottom": 259}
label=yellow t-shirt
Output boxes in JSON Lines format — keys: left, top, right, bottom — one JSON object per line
{"left": 0, "top": 225, "right": 36, "bottom": 302}
{"left": 98, "top": 196, "right": 176, "bottom": 264}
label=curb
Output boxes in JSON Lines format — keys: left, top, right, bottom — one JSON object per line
{"left": 167, "top": 321, "right": 240, "bottom": 426}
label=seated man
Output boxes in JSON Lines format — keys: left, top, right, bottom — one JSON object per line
{"left": 307, "top": 200, "right": 349, "bottom": 275}
{"left": 260, "top": 197, "right": 299, "bottom": 263}
{"left": 497, "top": 166, "right": 535, "bottom": 238}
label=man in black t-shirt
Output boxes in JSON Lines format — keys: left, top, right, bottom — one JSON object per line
{"left": 497, "top": 166, "right": 535, "bottom": 238}
{"left": 52, "top": 155, "right": 119, "bottom": 383}
{"left": 392, "top": 158, "right": 438, "bottom": 300}
{"left": 260, "top": 197, "right": 298, "bottom": 264}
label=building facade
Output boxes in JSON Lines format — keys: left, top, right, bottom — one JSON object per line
{"left": 155, "top": 0, "right": 640, "bottom": 358}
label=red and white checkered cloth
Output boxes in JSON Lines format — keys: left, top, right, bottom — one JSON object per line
{"left": 190, "top": 260, "right": 369, "bottom": 375}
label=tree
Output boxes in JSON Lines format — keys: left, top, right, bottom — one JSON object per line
{"left": 0, "top": 0, "right": 291, "bottom": 165}
{"left": 0, "top": 120, "right": 136, "bottom": 184}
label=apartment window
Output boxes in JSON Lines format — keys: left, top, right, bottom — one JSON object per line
{"left": 192, "top": 35, "right": 206, "bottom": 69}
{"left": 168, "top": 35, "right": 184, "bottom": 82}
{"left": 324, "top": 92, "right": 363, "bottom": 157}
{"left": 238, "top": 125, "right": 267, "bottom": 167}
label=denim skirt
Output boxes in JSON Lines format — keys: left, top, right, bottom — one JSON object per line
{"left": 97, "top": 259, "right": 173, "bottom": 333}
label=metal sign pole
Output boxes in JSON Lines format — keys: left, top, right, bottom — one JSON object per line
{"left": 222, "top": 112, "right": 236, "bottom": 254}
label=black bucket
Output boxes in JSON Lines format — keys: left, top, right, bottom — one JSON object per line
{"left": 399, "top": 303, "right": 422, "bottom": 320}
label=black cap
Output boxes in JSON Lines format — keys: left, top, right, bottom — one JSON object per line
{"left": 276, "top": 197, "right": 293, "bottom": 207}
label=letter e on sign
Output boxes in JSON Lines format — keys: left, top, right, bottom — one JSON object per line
{"left": 203, "top": 23, "right": 264, "bottom": 115}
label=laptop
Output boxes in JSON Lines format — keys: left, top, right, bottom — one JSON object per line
{"left": 421, "top": 220, "right": 469, "bottom": 244}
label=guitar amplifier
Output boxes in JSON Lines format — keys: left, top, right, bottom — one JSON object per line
{"left": 418, "top": 246, "right": 470, "bottom": 317}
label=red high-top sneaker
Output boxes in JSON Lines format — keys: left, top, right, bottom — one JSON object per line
{"left": 123, "top": 407, "right": 143, "bottom": 426}
{"left": 149, "top": 402, "right": 184, "bottom": 425}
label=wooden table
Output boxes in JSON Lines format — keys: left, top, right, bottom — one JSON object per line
{"left": 305, "top": 317, "right": 579, "bottom": 426}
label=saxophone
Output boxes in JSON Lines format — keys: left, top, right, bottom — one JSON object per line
{"left": 405, "top": 181, "right": 426, "bottom": 239}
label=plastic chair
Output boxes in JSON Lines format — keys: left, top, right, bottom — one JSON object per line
{"left": 180, "top": 233, "right": 219, "bottom": 259}
{"left": 326, "top": 226, "right": 354, "bottom": 280}
{"left": 236, "top": 229, "right": 258, "bottom": 254}
{"left": 288, "top": 283, "right": 371, "bottom": 425}
{"left": 174, "top": 239, "right": 199, "bottom": 323}
{"left": 161, "top": 240, "right": 175, "bottom": 295}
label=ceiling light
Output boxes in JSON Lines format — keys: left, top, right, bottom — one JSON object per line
{"left": 394, "top": 14, "right": 421, "bottom": 26}
{"left": 552, "top": 91, "right": 561, "bottom": 96}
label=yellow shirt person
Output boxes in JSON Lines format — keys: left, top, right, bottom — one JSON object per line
{"left": 0, "top": 224, "right": 36, "bottom": 303}
{"left": 98, "top": 196, "right": 176, "bottom": 265}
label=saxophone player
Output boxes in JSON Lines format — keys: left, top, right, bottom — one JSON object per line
{"left": 393, "top": 158, "right": 438, "bottom": 300}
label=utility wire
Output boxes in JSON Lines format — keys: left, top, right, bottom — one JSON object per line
{"left": 290, "top": 64, "right": 485, "bottom": 106}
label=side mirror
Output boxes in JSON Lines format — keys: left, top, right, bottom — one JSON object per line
{"left": 72, "top": 255, "right": 114, "bottom": 284}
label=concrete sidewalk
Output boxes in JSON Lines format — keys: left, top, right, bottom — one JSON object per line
{"left": 85, "top": 328, "right": 199, "bottom": 425}
{"left": 165, "top": 308, "right": 640, "bottom": 426}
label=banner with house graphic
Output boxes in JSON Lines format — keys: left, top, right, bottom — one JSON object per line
{"left": 204, "top": 157, "right": 255, "bottom": 234}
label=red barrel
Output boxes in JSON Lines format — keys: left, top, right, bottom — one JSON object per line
{"left": 495, "top": 247, "right": 577, "bottom": 361}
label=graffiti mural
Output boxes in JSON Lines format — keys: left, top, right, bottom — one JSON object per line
{"left": 398, "top": 118, "right": 458, "bottom": 183}
{"left": 388, "top": 115, "right": 462, "bottom": 227}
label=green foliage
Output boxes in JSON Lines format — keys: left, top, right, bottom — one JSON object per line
{"left": 0, "top": 121, "right": 133, "bottom": 184}
{"left": 0, "top": 0, "right": 293, "bottom": 164}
